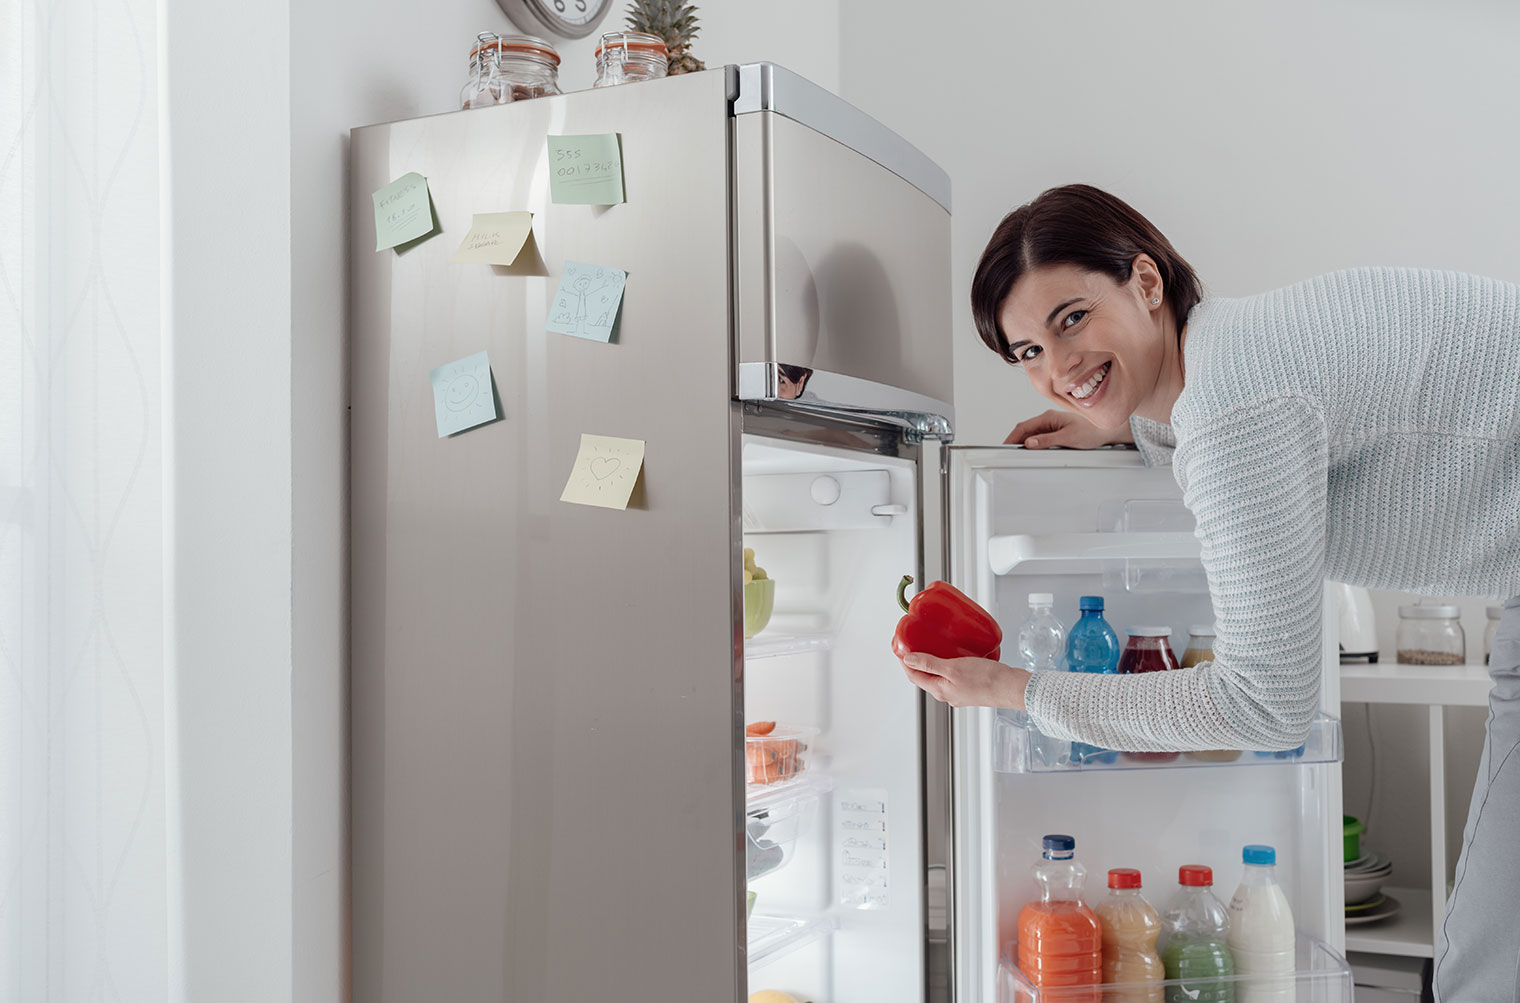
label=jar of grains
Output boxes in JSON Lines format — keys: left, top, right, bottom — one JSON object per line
{"left": 1179, "top": 626, "right": 1241, "bottom": 762}
{"left": 461, "top": 32, "right": 562, "bottom": 109}
{"left": 1486, "top": 606, "right": 1503, "bottom": 665}
{"left": 1397, "top": 604, "right": 1465, "bottom": 665}
{"left": 594, "top": 31, "right": 668, "bottom": 87}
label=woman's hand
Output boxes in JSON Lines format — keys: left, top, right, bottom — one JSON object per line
{"left": 1005, "top": 408, "right": 1134, "bottom": 449}
{"left": 900, "top": 652, "right": 1031, "bottom": 710}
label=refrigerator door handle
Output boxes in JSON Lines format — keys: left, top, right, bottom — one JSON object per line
{"left": 737, "top": 361, "right": 954, "bottom": 442}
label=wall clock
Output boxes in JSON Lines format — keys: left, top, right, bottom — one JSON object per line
{"left": 496, "top": 0, "right": 616, "bottom": 40}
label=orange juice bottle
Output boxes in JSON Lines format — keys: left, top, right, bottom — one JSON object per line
{"left": 1017, "top": 835, "right": 1102, "bottom": 998}
{"left": 1094, "top": 868, "right": 1165, "bottom": 1003}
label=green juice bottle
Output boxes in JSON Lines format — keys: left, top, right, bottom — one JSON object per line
{"left": 1160, "top": 865, "right": 1235, "bottom": 1003}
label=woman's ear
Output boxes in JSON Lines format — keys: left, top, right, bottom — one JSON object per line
{"left": 1131, "top": 253, "right": 1165, "bottom": 309}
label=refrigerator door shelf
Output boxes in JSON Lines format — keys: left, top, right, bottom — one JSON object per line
{"left": 738, "top": 362, "right": 953, "bottom": 443}
{"left": 747, "top": 913, "right": 838, "bottom": 972}
{"left": 993, "top": 709, "right": 1344, "bottom": 774}
{"left": 744, "top": 631, "right": 835, "bottom": 661}
{"left": 997, "top": 933, "right": 1352, "bottom": 1003}
{"left": 988, "top": 531, "right": 1201, "bottom": 573}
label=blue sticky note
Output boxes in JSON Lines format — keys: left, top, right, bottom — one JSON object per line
{"left": 428, "top": 351, "right": 498, "bottom": 437}
{"left": 545, "top": 261, "right": 628, "bottom": 343}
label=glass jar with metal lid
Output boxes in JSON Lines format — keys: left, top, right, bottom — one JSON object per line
{"left": 1396, "top": 604, "right": 1465, "bottom": 665}
{"left": 593, "top": 31, "right": 668, "bottom": 87}
{"left": 1487, "top": 605, "right": 1504, "bottom": 665}
{"left": 461, "top": 32, "right": 562, "bottom": 110}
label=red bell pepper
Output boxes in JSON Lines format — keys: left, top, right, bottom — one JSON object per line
{"left": 892, "top": 575, "right": 1002, "bottom": 662}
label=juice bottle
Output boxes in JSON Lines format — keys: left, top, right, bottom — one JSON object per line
{"left": 1160, "top": 865, "right": 1235, "bottom": 1003}
{"left": 1017, "top": 594, "right": 1069, "bottom": 768}
{"left": 1226, "top": 845, "right": 1295, "bottom": 1003}
{"left": 1016, "top": 834, "right": 1102, "bottom": 998}
{"left": 1116, "top": 628, "right": 1179, "bottom": 763}
{"left": 1066, "top": 596, "right": 1120, "bottom": 765}
{"left": 1180, "top": 627, "right": 1241, "bottom": 762}
{"left": 1093, "top": 868, "right": 1164, "bottom": 1003}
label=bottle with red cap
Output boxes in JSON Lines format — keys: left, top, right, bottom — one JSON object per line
{"left": 1016, "top": 834, "right": 1102, "bottom": 997}
{"left": 1093, "top": 868, "right": 1164, "bottom": 1002}
{"left": 1159, "top": 864, "right": 1236, "bottom": 1003}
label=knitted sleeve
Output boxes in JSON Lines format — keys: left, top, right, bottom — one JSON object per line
{"left": 1023, "top": 397, "right": 1328, "bottom": 752}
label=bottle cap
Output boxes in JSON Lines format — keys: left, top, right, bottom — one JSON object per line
{"left": 1126, "top": 626, "right": 1172, "bottom": 638}
{"left": 1042, "top": 834, "right": 1075, "bottom": 853}
{"left": 1398, "top": 604, "right": 1460, "bottom": 619}
{"left": 1178, "top": 864, "right": 1213, "bottom": 886}
{"left": 1108, "top": 867, "right": 1142, "bottom": 889}
{"left": 1029, "top": 593, "right": 1054, "bottom": 607}
{"left": 1079, "top": 596, "right": 1104, "bottom": 611}
{"left": 1243, "top": 844, "right": 1276, "bottom": 866}
{"left": 1188, "top": 625, "right": 1217, "bottom": 637}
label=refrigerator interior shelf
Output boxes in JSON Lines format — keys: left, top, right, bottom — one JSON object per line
{"left": 1343, "top": 886, "right": 1434, "bottom": 958}
{"left": 992, "top": 711, "right": 1343, "bottom": 774}
{"left": 997, "top": 933, "right": 1353, "bottom": 1002}
{"left": 744, "top": 631, "right": 835, "bottom": 661}
{"left": 746, "top": 913, "right": 838, "bottom": 971}
{"left": 988, "top": 531, "right": 1201, "bottom": 575}
{"left": 1339, "top": 663, "right": 1492, "bottom": 707}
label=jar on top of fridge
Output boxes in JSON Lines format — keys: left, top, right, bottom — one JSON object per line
{"left": 1487, "top": 605, "right": 1503, "bottom": 665}
{"left": 594, "top": 31, "right": 668, "bottom": 87}
{"left": 1179, "top": 626, "right": 1242, "bottom": 762}
{"left": 1396, "top": 603, "right": 1465, "bottom": 665}
{"left": 461, "top": 32, "right": 562, "bottom": 109}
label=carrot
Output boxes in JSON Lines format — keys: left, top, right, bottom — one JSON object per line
{"left": 745, "top": 721, "right": 777, "bottom": 737}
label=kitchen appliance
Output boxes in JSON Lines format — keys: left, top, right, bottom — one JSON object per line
{"left": 1332, "top": 582, "right": 1379, "bottom": 662}
{"left": 348, "top": 64, "right": 1349, "bottom": 1003}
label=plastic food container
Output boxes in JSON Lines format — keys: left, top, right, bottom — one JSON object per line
{"left": 745, "top": 776, "right": 830, "bottom": 881}
{"left": 1487, "top": 605, "right": 1503, "bottom": 665}
{"left": 1396, "top": 604, "right": 1465, "bottom": 665}
{"left": 1343, "top": 815, "right": 1365, "bottom": 862}
{"left": 744, "top": 724, "right": 816, "bottom": 785}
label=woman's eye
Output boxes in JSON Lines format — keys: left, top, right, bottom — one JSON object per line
{"left": 1062, "top": 309, "right": 1087, "bottom": 330}
{"left": 1015, "top": 344, "right": 1042, "bottom": 364}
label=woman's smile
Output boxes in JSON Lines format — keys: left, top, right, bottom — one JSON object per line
{"left": 1068, "top": 360, "right": 1112, "bottom": 405}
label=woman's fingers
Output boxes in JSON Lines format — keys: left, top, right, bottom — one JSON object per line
{"left": 1004, "top": 410, "right": 1065, "bottom": 445}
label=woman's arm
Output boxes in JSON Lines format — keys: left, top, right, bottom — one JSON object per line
{"left": 1005, "top": 408, "right": 1135, "bottom": 449}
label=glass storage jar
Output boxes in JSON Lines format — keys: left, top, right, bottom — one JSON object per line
{"left": 1396, "top": 604, "right": 1465, "bottom": 665}
{"left": 594, "top": 31, "right": 668, "bottom": 87}
{"left": 1180, "top": 627, "right": 1241, "bottom": 762}
{"left": 1487, "top": 605, "right": 1503, "bottom": 665}
{"left": 1117, "top": 628, "right": 1180, "bottom": 764}
{"left": 461, "top": 32, "right": 562, "bottom": 109}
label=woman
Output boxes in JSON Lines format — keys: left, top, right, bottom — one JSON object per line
{"left": 898, "top": 184, "right": 1520, "bottom": 1001}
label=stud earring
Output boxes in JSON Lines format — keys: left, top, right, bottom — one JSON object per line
{"left": 1151, "top": 297, "right": 1160, "bottom": 305}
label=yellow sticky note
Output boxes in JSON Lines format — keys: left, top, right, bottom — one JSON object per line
{"left": 450, "top": 211, "right": 534, "bottom": 265}
{"left": 559, "top": 433, "right": 645, "bottom": 510}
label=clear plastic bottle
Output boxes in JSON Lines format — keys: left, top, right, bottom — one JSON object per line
{"left": 1160, "top": 865, "right": 1235, "bottom": 1003}
{"left": 1066, "top": 596, "right": 1119, "bottom": 764}
{"left": 1018, "top": 593, "right": 1068, "bottom": 767}
{"left": 1181, "top": 627, "right": 1242, "bottom": 763}
{"left": 1094, "top": 868, "right": 1164, "bottom": 1002}
{"left": 1486, "top": 605, "right": 1503, "bottom": 665}
{"left": 1017, "top": 834, "right": 1102, "bottom": 998}
{"left": 1227, "top": 845, "right": 1295, "bottom": 1003}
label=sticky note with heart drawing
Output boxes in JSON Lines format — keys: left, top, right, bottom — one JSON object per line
{"left": 559, "top": 433, "right": 645, "bottom": 510}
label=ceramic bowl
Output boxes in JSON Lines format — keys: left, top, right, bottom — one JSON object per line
{"left": 1344, "top": 866, "right": 1391, "bottom": 905}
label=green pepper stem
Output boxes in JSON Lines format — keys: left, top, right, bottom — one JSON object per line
{"left": 897, "top": 575, "right": 915, "bottom": 613}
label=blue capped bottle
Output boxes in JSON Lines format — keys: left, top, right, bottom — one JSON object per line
{"left": 1066, "top": 596, "right": 1119, "bottom": 764}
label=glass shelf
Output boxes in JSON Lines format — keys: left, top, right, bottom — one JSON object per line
{"left": 744, "top": 631, "right": 834, "bottom": 660}
{"left": 746, "top": 913, "right": 837, "bottom": 970}
{"left": 993, "top": 711, "right": 1342, "bottom": 774}
{"left": 998, "top": 934, "right": 1352, "bottom": 1002}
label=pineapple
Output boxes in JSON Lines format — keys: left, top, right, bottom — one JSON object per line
{"left": 625, "top": 0, "right": 706, "bottom": 75}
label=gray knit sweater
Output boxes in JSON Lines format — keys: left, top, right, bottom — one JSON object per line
{"left": 1024, "top": 267, "right": 1520, "bottom": 752}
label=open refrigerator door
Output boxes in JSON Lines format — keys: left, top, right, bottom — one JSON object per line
{"left": 946, "top": 446, "right": 1351, "bottom": 1003}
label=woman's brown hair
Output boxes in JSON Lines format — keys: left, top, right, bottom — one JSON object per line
{"left": 971, "top": 184, "right": 1202, "bottom": 362}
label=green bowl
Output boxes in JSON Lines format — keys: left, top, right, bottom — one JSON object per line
{"left": 1343, "top": 815, "right": 1365, "bottom": 862}
{"left": 744, "top": 578, "right": 775, "bottom": 638}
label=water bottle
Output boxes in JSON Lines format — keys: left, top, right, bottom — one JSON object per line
{"left": 1017, "top": 593, "right": 1068, "bottom": 767}
{"left": 1066, "top": 595, "right": 1120, "bottom": 764}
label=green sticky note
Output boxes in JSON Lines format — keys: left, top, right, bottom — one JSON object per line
{"left": 547, "top": 134, "right": 625, "bottom": 205}
{"left": 373, "top": 172, "right": 438, "bottom": 251}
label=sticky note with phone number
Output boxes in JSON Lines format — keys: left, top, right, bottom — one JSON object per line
{"left": 547, "top": 134, "right": 625, "bottom": 205}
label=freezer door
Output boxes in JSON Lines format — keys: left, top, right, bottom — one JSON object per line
{"left": 943, "top": 446, "right": 1345, "bottom": 1003}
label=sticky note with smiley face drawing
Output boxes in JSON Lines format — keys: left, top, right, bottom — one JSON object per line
{"left": 428, "top": 351, "right": 498, "bottom": 437}
{"left": 559, "top": 433, "right": 645, "bottom": 510}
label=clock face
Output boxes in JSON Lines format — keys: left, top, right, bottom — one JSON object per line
{"left": 496, "top": 0, "right": 615, "bottom": 39}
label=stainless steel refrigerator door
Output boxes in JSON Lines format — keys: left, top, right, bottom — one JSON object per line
{"left": 349, "top": 70, "right": 744, "bottom": 1002}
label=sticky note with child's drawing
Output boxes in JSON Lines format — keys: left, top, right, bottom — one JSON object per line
{"left": 547, "top": 134, "right": 625, "bottom": 205}
{"left": 545, "top": 261, "right": 627, "bottom": 343}
{"left": 450, "top": 211, "right": 534, "bottom": 265}
{"left": 373, "top": 172, "right": 438, "bottom": 251}
{"left": 559, "top": 433, "right": 644, "bottom": 510}
{"left": 428, "top": 351, "right": 498, "bottom": 437}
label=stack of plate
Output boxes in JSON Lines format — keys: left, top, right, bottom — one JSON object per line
{"left": 1345, "top": 850, "right": 1400, "bottom": 925}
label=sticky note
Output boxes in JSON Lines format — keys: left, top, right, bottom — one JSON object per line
{"left": 428, "top": 351, "right": 498, "bottom": 437}
{"left": 373, "top": 172, "right": 437, "bottom": 251}
{"left": 559, "top": 433, "right": 644, "bottom": 510}
{"left": 451, "top": 211, "right": 534, "bottom": 265}
{"left": 547, "top": 134, "right": 625, "bottom": 205}
{"left": 545, "top": 261, "right": 628, "bottom": 342}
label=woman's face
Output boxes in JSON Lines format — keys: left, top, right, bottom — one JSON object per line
{"left": 996, "top": 260, "right": 1168, "bottom": 430}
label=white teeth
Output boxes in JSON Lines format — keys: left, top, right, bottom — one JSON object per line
{"left": 1072, "top": 363, "right": 1110, "bottom": 400}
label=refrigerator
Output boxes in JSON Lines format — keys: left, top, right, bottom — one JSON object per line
{"left": 348, "top": 63, "right": 1351, "bottom": 1003}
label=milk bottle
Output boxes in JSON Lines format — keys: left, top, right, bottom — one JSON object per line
{"left": 1226, "top": 845, "right": 1295, "bottom": 1003}
{"left": 1093, "top": 868, "right": 1164, "bottom": 1003}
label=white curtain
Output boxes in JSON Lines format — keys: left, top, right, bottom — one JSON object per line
{"left": 0, "top": 0, "right": 168, "bottom": 999}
